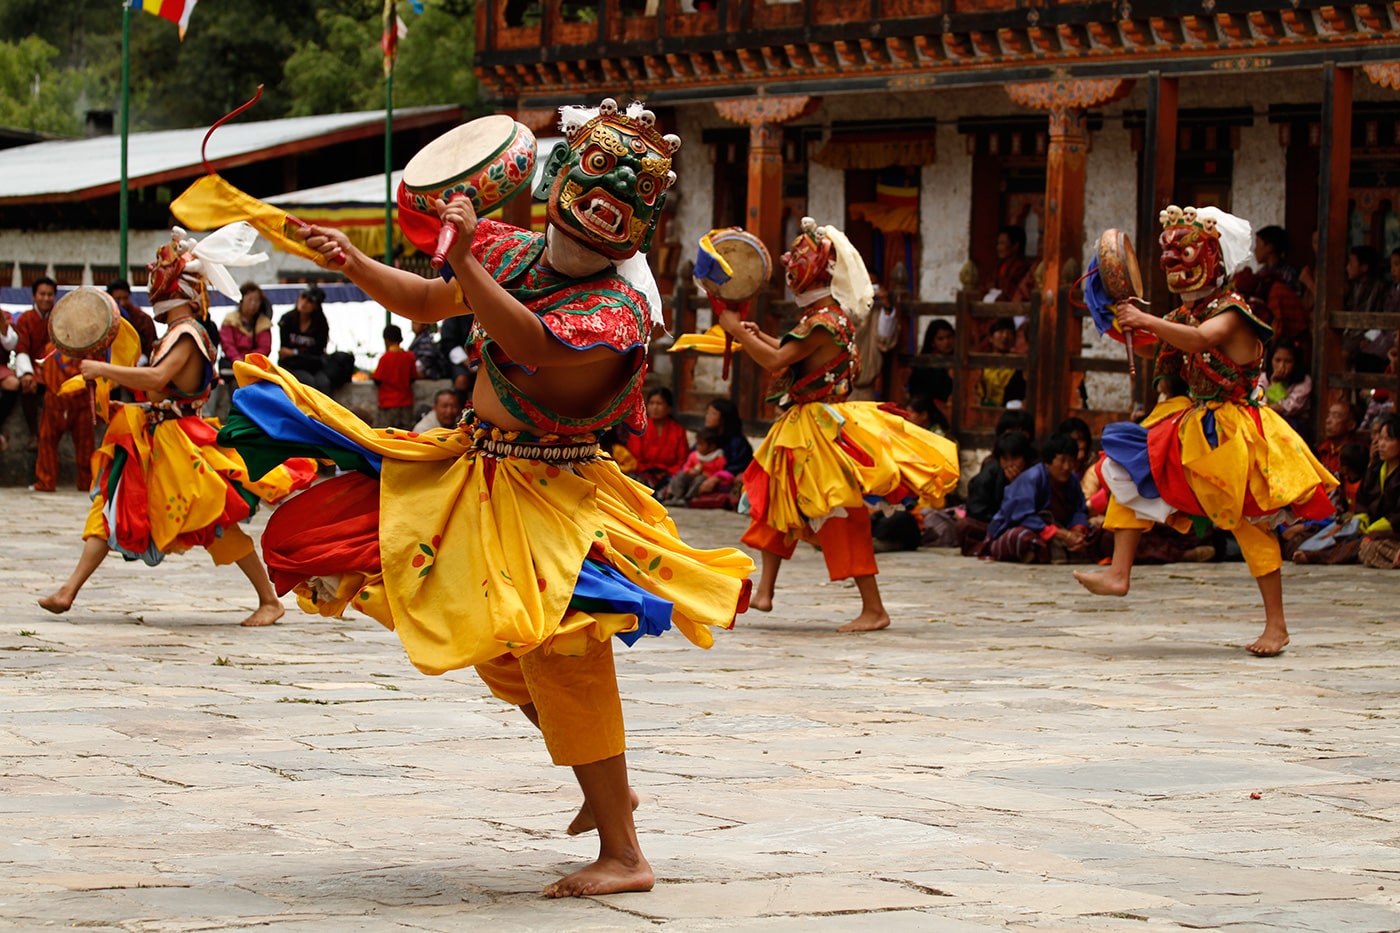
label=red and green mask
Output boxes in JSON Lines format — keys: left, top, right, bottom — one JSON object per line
{"left": 1158, "top": 205, "right": 1225, "bottom": 295}
{"left": 538, "top": 99, "right": 679, "bottom": 261}
{"left": 781, "top": 219, "right": 835, "bottom": 295}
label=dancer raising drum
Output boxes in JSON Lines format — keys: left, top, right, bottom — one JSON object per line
{"left": 719, "top": 217, "right": 960, "bottom": 632}
{"left": 1074, "top": 206, "right": 1336, "bottom": 656}
{"left": 218, "top": 100, "right": 754, "bottom": 897}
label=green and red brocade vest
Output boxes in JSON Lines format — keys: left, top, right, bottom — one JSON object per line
{"left": 466, "top": 219, "right": 650, "bottom": 435}
{"left": 1152, "top": 289, "right": 1271, "bottom": 405}
{"left": 765, "top": 301, "right": 860, "bottom": 409}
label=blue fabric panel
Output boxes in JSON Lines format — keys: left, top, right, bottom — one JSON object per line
{"left": 570, "top": 558, "right": 675, "bottom": 646}
{"left": 231, "top": 381, "right": 383, "bottom": 474}
{"left": 1101, "top": 421, "right": 1159, "bottom": 499}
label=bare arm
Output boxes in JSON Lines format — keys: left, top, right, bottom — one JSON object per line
{"left": 79, "top": 333, "right": 198, "bottom": 392}
{"left": 299, "top": 224, "right": 460, "bottom": 323}
{"left": 436, "top": 197, "right": 626, "bottom": 368}
{"left": 1115, "top": 300, "right": 1237, "bottom": 354}
{"left": 716, "top": 309, "right": 819, "bottom": 372}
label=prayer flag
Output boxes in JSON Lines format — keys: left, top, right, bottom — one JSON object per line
{"left": 130, "top": 0, "right": 199, "bottom": 40}
{"left": 382, "top": 0, "right": 408, "bottom": 76}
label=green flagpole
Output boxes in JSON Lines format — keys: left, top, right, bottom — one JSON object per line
{"left": 119, "top": 1, "right": 131, "bottom": 277}
{"left": 384, "top": 3, "right": 395, "bottom": 328}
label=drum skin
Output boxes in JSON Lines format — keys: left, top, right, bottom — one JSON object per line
{"left": 401, "top": 114, "right": 537, "bottom": 218}
{"left": 697, "top": 229, "right": 773, "bottom": 302}
{"left": 49, "top": 287, "right": 121, "bottom": 357}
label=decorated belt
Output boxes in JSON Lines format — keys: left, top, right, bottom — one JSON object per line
{"left": 461, "top": 412, "right": 601, "bottom": 464}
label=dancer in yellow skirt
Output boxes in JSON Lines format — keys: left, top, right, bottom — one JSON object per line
{"left": 40, "top": 224, "right": 314, "bottom": 626}
{"left": 715, "top": 217, "right": 959, "bottom": 632}
{"left": 1074, "top": 206, "right": 1336, "bottom": 656}
{"left": 219, "top": 100, "right": 754, "bottom": 897}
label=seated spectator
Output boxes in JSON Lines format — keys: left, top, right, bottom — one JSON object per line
{"left": 871, "top": 505, "right": 923, "bottom": 553}
{"left": 981, "top": 433, "right": 1107, "bottom": 564}
{"left": 975, "top": 317, "right": 1026, "bottom": 409}
{"left": 1056, "top": 415, "right": 1093, "bottom": 474}
{"left": 907, "top": 319, "right": 954, "bottom": 404}
{"left": 959, "top": 429, "right": 1033, "bottom": 555}
{"left": 905, "top": 393, "right": 951, "bottom": 437}
{"left": 995, "top": 407, "right": 1034, "bottom": 442}
{"left": 1352, "top": 246, "right": 1400, "bottom": 374}
{"left": 1357, "top": 413, "right": 1400, "bottom": 569}
{"left": 1236, "top": 225, "right": 1309, "bottom": 353}
{"left": 600, "top": 427, "right": 638, "bottom": 475}
{"left": 660, "top": 427, "right": 727, "bottom": 506}
{"left": 0, "top": 308, "right": 16, "bottom": 452}
{"left": 279, "top": 286, "right": 332, "bottom": 389}
{"left": 412, "top": 388, "right": 462, "bottom": 433}
{"left": 626, "top": 386, "right": 690, "bottom": 492}
{"left": 438, "top": 312, "right": 475, "bottom": 404}
{"left": 409, "top": 320, "right": 449, "bottom": 380}
{"left": 106, "top": 278, "right": 157, "bottom": 363}
{"left": 986, "top": 225, "right": 1034, "bottom": 303}
{"left": 1344, "top": 245, "right": 1388, "bottom": 372}
{"left": 1257, "top": 341, "right": 1312, "bottom": 439}
{"left": 694, "top": 397, "right": 752, "bottom": 501}
{"left": 1314, "top": 399, "right": 1361, "bottom": 477}
{"left": 1287, "top": 441, "right": 1370, "bottom": 564}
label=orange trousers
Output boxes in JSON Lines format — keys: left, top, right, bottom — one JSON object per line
{"left": 741, "top": 508, "right": 879, "bottom": 581}
{"left": 474, "top": 635, "right": 626, "bottom": 767}
{"left": 34, "top": 391, "right": 94, "bottom": 492}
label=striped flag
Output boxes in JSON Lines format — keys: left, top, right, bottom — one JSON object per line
{"left": 382, "top": 0, "right": 408, "bottom": 76}
{"left": 130, "top": 0, "right": 199, "bottom": 39}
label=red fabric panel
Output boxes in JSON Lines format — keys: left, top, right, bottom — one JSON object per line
{"left": 262, "top": 473, "right": 383, "bottom": 595}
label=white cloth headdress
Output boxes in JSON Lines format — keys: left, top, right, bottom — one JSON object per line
{"left": 821, "top": 224, "right": 874, "bottom": 328}
{"left": 1194, "top": 207, "right": 1252, "bottom": 280}
{"left": 152, "top": 222, "right": 268, "bottom": 319}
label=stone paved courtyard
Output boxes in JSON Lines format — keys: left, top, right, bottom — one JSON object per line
{"left": 2, "top": 487, "right": 1398, "bottom": 932}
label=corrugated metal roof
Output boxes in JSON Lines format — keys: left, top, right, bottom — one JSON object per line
{"left": 0, "top": 106, "right": 460, "bottom": 203}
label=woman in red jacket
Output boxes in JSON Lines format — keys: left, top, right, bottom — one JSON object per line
{"left": 626, "top": 387, "right": 690, "bottom": 492}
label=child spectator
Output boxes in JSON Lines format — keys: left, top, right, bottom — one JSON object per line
{"left": 1357, "top": 413, "right": 1400, "bottom": 569}
{"left": 960, "top": 429, "right": 1033, "bottom": 555}
{"left": 905, "top": 393, "right": 951, "bottom": 437}
{"left": 1288, "top": 441, "right": 1370, "bottom": 564}
{"left": 372, "top": 324, "right": 417, "bottom": 428}
{"left": 660, "top": 427, "right": 727, "bottom": 506}
{"left": 626, "top": 386, "right": 689, "bottom": 492}
{"left": 982, "top": 433, "right": 1105, "bottom": 564}
{"left": 975, "top": 317, "right": 1026, "bottom": 408}
{"left": 1257, "top": 341, "right": 1312, "bottom": 438}
{"left": 1056, "top": 415, "right": 1093, "bottom": 474}
{"left": 693, "top": 397, "right": 752, "bottom": 500}
{"left": 408, "top": 320, "right": 449, "bottom": 380}
{"left": 908, "top": 319, "right": 954, "bottom": 404}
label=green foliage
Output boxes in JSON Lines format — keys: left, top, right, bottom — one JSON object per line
{"left": 0, "top": 35, "right": 84, "bottom": 134}
{"left": 0, "top": 0, "right": 480, "bottom": 134}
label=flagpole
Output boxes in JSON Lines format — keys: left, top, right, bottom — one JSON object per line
{"left": 119, "top": 1, "right": 132, "bottom": 278}
{"left": 384, "top": 2, "right": 395, "bottom": 329}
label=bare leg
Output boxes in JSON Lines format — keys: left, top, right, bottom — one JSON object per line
{"left": 838, "top": 574, "right": 890, "bottom": 632}
{"left": 1247, "top": 569, "right": 1289, "bottom": 656}
{"left": 750, "top": 550, "right": 782, "bottom": 612}
{"left": 1073, "top": 527, "right": 1142, "bottom": 596}
{"left": 39, "top": 536, "right": 108, "bottom": 613}
{"left": 544, "top": 753, "right": 654, "bottom": 898}
{"left": 235, "top": 552, "right": 284, "bottom": 627}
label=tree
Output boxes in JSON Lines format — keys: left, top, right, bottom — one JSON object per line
{"left": 0, "top": 36, "right": 84, "bottom": 134}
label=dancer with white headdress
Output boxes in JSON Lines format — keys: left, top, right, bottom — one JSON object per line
{"left": 1073, "top": 205, "right": 1336, "bottom": 656}
{"left": 39, "top": 223, "right": 315, "bottom": 626}
{"left": 717, "top": 217, "right": 960, "bottom": 632}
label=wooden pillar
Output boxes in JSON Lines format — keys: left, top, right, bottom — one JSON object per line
{"left": 1006, "top": 78, "right": 1131, "bottom": 438}
{"left": 1313, "top": 63, "right": 1352, "bottom": 435}
{"left": 713, "top": 96, "right": 819, "bottom": 269}
{"left": 1135, "top": 73, "right": 1178, "bottom": 409}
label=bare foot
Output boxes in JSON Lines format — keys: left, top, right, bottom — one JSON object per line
{"left": 837, "top": 609, "right": 890, "bottom": 633}
{"left": 38, "top": 593, "right": 72, "bottom": 614}
{"left": 1247, "top": 628, "right": 1289, "bottom": 657}
{"left": 1073, "top": 569, "right": 1129, "bottom": 597}
{"left": 568, "top": 788, "right": 640, "bottom": 836}
{"left": 240, "top": 604, "right": 284, "bottom": 627}
{"left": 750, "top": 591, "right": 773, "bottom": 612}
{"left": 543, "top": 853, "right": 654, "bottom": 898}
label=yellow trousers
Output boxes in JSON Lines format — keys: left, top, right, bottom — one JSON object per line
{"left": 83, "top": 497, "right": 256, "bottom": 566}
{"left": 1104, "top": 498, "right": 1281, "bottom": 577}
{"left": 474, "top": 635, "right": 625, "bottom": 767}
